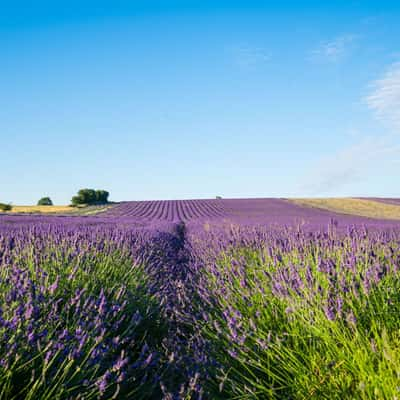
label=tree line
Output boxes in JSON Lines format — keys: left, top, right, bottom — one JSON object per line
{"left": 71, "top": 189, "right": 109, "bottom": 206}
{"left": 0, "top": 189, "right": 110, "bottom": 211}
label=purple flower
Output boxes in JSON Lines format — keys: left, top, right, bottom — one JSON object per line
{"left": 96, "top": 370, "right": 111, "bottom": 394}
{"left": 143, "top": 353, "right": 153, "bottom": 368}
{"left": 113, "top": 351, "right": 129, "bottom": 372}
{"left": 228, "top": 349, "right": 238, "bottom": 358}
{"left": 48, "top": 277, "right": 59, "bottom": 295}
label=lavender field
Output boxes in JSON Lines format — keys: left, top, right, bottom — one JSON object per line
{"left": 1, "top": 199, "right": 400, "bottom": 399}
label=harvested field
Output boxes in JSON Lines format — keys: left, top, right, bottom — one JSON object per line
{"left": 8, "top": 205, "right": 75, "bottom": 213}
{"left": 6, "top": 204, "right": 112, "bottom": 215}
{"left": 291, "top": 198, "right": 400, "bottom": 220}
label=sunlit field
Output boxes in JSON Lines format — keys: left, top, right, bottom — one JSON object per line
{"left": 3, "top": 1, "right": 400, "bottom": 398}
{"left": 7, "top": 205, "right": 75, "bottom": 213}
{"left": 291, "top": 198, "right": 400, "bottom": 220}
{"left": 1, "top": 199, "right": 400, "bottom": 399}
{"left": 6, "top": 204, "right": 112, "bottom": 215}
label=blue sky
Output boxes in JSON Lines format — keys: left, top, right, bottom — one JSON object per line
{"left": 1, "top": 1, "right": 399, "bottom": 204}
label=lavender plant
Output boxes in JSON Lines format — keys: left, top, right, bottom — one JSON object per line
{"left": 1, "top": 205, "right": 400, "bottom": 399}
{"left": 0, "top": 225, "right": 165, "bottom": 399}
{"left": 192, "top": 226, "right": 400, "bottom": 399}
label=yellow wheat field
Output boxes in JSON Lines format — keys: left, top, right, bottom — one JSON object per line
{"left": 9, "top": 205, "right": 76, "bottom": 214}
{"left": 291, "top": 198, "right": 400, "bottom": 220}
{"left": 7, "top": 205, "right": 111, "bottom": 215}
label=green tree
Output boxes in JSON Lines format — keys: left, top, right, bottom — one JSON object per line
{"left": 71, "top": 189, "right": 109, "bottom": 206}
{"left": 95, "top": 190, "right": 109, "bottom": 203}
{"left": 80, "top": 189, "right": 97, "bottom": 204}
{"left": 0, "top": 203, "right": 12, "bottom": 211}
{"left": 37, "top": 197, "right": 53, "bottom": 206}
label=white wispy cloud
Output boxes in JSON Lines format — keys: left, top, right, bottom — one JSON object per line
{"left": 365, "top": 62, "right": 400, "bottom": 130}
{"left": 300, "top": 61, "right": 400, "bottom": 195}
{"left": 301, "top": 137, "right": 400, "bottom": 195}
{"left": 229, "top": 45, "right": 270, "bottom": 69}
{"left": 311, "top": 34, "right": 358, "bottom": 63}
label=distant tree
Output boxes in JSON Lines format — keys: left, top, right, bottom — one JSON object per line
{"left": 71, "top": 189, "right": 109, "bottom": 206}
{"left": 216, "top": 196, "right": 222, "bottom": 200}
{"left": 0, "top": 203, "right": 12, "bottom": 211}
{"left": 71, "top": 189, "right": 95, "bottom": 206}
{"left": 71, "top": 196, "right": 80, "bottom": 206}
{"left": 95, "top": 190, "right": 109, "bottom": 203}
{"left": 71, "top": 195, "right": 84, "bottom": 206}
{"left": 81, "top": 189, "right": 97, "bottom": 204}
{"left": 37, "top": 197, "right": 53, "bottom": 206}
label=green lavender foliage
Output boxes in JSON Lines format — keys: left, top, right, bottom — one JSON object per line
{"left": 200, "top": 232, "right": 400, "bottom": 399}
{"left": 1, "top": 217, "right": 400, "bottom": 399}
{"left": 0, "top": 228, "right": 165, "bottom": 399}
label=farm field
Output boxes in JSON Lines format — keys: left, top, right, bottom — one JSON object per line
{"left": 104, "top": 197, "right": 400, "bottom": 225}
{"left": 6, "top": 205, "right": 75, "bottom": 213}
{"left": 4, "top": 1, "right": 400, "bottom": 399}
{"left": 291, "top": 198, "right": 400, "bottom": 220}
{"left": 1, "top": 198, "right": 400, "bottom": 399}
{"left": 359, "top": 197, "right": 400, "bottom": 206}
{"left": 5, "top": 204, "right": 112, "bottom": 215}
{"left": 5, "top": 197, "right": 400, "bottom": 224}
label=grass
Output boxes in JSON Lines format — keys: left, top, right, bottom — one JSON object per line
{"left": 291, "top": 198, "right": 400, "bottom": 220}
{"left": 5, "top": 204, "right": 113, "bottom": 215}
{"left": 8, "top": 205, "right": 76, "bottom": 213}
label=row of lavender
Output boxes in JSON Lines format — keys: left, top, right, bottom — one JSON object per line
{"left": 103, "top": 198, "right": 400, "bottom": 228}
{"left": 104, "top": 200, "right": 227, "bottom": 221}
{"left": 103, "top": 198, "right": 341, "bottom": 222}
{"left": 0, "top": 216, "right": 211, "bottom": 399}
{"left": 0, "top": 221, "right": 162, "bottom": 399}
{"left": 185, "top": 223, "right": 400, "bottom": 398}
{"left": 1, "top": 214, "right": 400, "bottom": 398}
